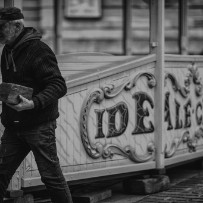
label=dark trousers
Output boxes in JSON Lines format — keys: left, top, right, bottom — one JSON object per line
{"left": 0, "top": 120, "right": 72, "bottom": 203}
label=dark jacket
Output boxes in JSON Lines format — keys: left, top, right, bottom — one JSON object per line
{"left": 0, "top": 27, "right": 67, "bottom": 129}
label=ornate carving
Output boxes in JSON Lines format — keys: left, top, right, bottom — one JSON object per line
{"left": 164, "top": 65, "right": 203, "bottom": 158}
{"left": 165, "top": 64, "right": 203, "bottom": 98}
{"left": 165, "top": 73, "right": 189, "bottom": 98}
{"left": 80, "top": 88, "right": 104, "bottom": 159}
{"left": 165, "top": 127, "right": 203, "bottom": 158}
{"left": 124, "top": 142, "right": 155, "bottom": 162}
{"left": 80, "top": 72, "right": 156, "bottom": 162}
{"left": 186, "top": 63, "right": 203, "bottom": 97}
{"left": 101, "top": 142, "right": 155, "bottom": 163}
{"left": 165, "top": 131, "right": 190, "bottom": 158}
{"left": 103, "top": 72, "right": 156, "bottom": 99}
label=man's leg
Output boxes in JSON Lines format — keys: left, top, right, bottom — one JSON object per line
{"left": 25, "top": 121, "right": 73, "bottom": 203}
{"left": 0, "top": 129, "right": 30, "bottom": 201}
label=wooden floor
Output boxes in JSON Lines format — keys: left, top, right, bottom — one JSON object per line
{"left": 100, "top": 170, "right": 201, "bottom": 202}
{"left": 29, "top": 161, "right": 203, "bottom": 202}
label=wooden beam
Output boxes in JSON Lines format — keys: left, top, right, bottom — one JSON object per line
{"left": 179, "top": 0, "right": 188, "bottom": 55}
{"left": 54, "top": 0, "right": 63, "bottom": 54}
{"left": 122, "top": 0, "right": 133, "bottom": 55}
{"left": 4, "top": 0, "right": 14, "bottom": 7}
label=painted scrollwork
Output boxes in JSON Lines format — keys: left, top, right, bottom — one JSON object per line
{"left": 165, "top": 73, "right": 190, "bottom": 98}
{"left": 101, "top": 142, "right": 155, "bottom": 163}
{"left": 165, "top": 131, "right": 190, "bottom": 158}
{"left": 164, "top": 64, "right": 203, "bottom": 158}
{"left": 103, "top": 72, "right": 156, "bottom": 99}
{"left": 80, "top": 72, "right": 156, "bottom": 162}
{"left": 165, "top": 127, "right": 203, "bottom": 158}
{"left": 165, "top": 64, "right": 203, "bottom": 98}
{"left": 80, "top": 88, "right": 104, "bottom": 159}
{"left": 186, "top": 63, "right": 203, "bottom": 97}
{"left": 124, "top": 142, "right": 155, "bottom": 162}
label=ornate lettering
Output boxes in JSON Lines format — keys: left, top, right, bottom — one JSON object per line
{"left": 132, "top": 92, "right": 154, "bottom": 134}
{"left": 165, "top": 92, "right": 173, "bottom": 130}
{"left": 80, "top": 72, "right": 156, "bottom": 162}
{"left": 184, "top": 99, "right": 191, "bottom": 128}
{"left": 174, "top": 99, "right": 183, "bottom": 129}
{"left": 196, "top": 102, "right": 202, "bottom": 125}
{"left": 106, "top": 102, "right": 128, "bottom": 138}
{"left": 95, "top": 109, "right": 105, "bottom": 139}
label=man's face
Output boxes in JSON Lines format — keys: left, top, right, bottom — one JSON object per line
{"left": 0, "top": 21, "right": 17, "bottom": 45}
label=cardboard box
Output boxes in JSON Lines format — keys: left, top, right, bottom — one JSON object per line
{"left": 0, "top": 83, "right": 33, "bottom": 104}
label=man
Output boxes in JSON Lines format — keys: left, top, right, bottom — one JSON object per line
{"left": 0, "top": 7, "right": 73, "bottom": 203}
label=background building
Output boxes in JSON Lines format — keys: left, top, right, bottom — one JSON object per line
{"left": 0, "top": 0, "right": 203, "bottom": 55}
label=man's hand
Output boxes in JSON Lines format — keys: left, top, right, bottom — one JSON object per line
{"left": 6, "top": 95, "right": 34, "bottom": 111}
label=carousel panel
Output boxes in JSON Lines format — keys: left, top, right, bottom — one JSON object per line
{"left": 164, "top": 59, "right": 203, "bottom": 165}
{"left": 55, "top": 62, "right": 156, "bottom": 174}
{"left": 21, "top": 55, "right": 157, "bottom": 186}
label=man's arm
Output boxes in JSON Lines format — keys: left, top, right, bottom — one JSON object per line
{"left": 8, "top": 45, "right": 67, "bottom": 112}
{"left": 31, "top": 47, "right": 67, "bottom": 111}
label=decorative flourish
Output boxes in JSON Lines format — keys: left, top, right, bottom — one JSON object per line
{"left": 80, "top": 88, "right": 104, "bottom": 159}
{"left": 103, "top": 72, "right": 156, "bottom": 99}
{"left": 164, "top": 64, "right": 203, "bottom": 158}
{"left": 165, "top": 73, "right": 189, "bottom": 98}
{"left": 194, "top": 127, "right": 203, "bottom": 139}
{"left": 80, "top": 72, "right": 156, "bottom": 162}
{"left": 165, "top": 128, "right": 203, "bottom": 158}
{"left": 165, "top": 63, "right": 203, "bottom": 98}
{"left": 186, "top": 63, "right": 203, "bottom": 97}
{"left": 182, "top": 131, "right": 197, "bottom": 153}
{"left": 165, "top": 138, "right": 181, "bottom": 158}
{"left": 125, "top": 72, "right": 156, "bottom": 90}
{"left": 102, "top": 142, "right": 155, "bottom": 163}
{"left": 124, "top": 142, "right": 155, "bottom": 162}
{"left": 165, "top": 131, "right": 190, "bottom": 158}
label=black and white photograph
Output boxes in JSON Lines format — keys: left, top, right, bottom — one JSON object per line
{"left": 0, "top": 0, "right": 203, "bottom": 202}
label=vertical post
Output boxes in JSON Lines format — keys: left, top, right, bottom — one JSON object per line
{"left": 122, "top": 0, "right": 133, "bottom": 55}
{"left": 149, "top": 0, "right": 158, "bottom": 54}
{"left": 179, "top": 0, "right": 188, "bottom": 55}
{"left": 4, "top": 0, "right": 14, "bottom": 7}
{"left": 54, "top": 0, "right": 63, "bottom": 54}
{"left": 150, "top": 0, "right": 165, "bottom": 169}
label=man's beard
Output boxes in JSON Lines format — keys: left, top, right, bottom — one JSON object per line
{"left": 0, "top": 33, "right": 15, "bottom": 45}
{"left": 0, "top": 36, "right": 7, "bottom": 44}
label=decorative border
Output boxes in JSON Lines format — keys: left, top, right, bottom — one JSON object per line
{"left": 80, "top": 72, "right": 156, "bottom": 162}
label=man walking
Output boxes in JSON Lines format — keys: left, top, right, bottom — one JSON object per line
{"left": 0, "top": 7, "right": 72, "bottom": 203}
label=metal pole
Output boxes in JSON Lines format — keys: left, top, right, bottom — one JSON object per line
{"left": 149, "top": 0, "right": 158, "bottom": 54}
{"left": 179, "top": 0, "right": 188, "bottom": 55}
{"left": 54, "top": 0, "right": 63, "bottom": 55}
{"left": 122, "top": 0, "right": 133, "bottom": 55}
{"left": 150, "top": 0, "right": 165, "bottom": 170}
{"left": 4, "top": 0, "right": 14, "bottom": 7}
